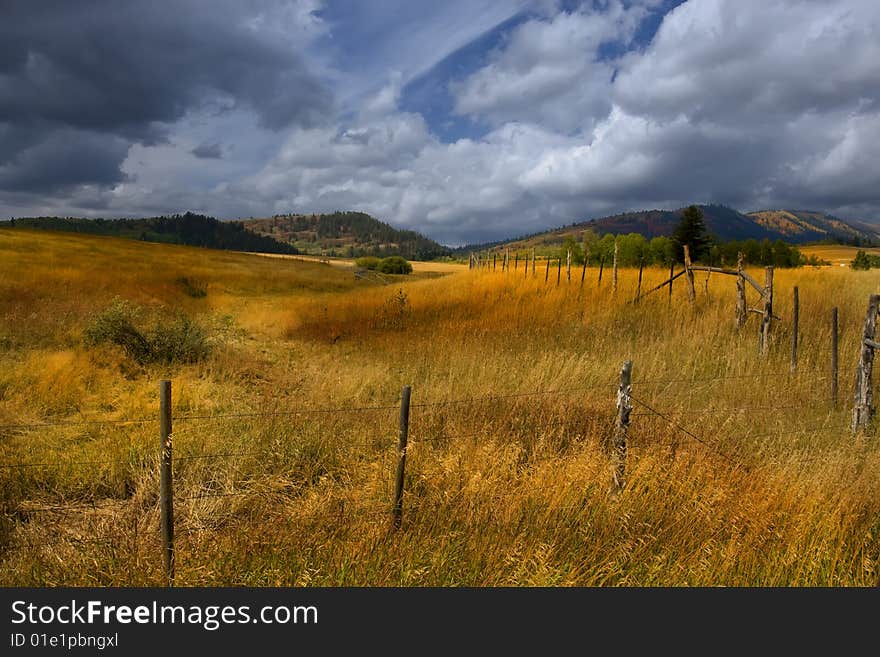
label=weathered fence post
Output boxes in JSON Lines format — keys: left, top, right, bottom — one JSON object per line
{"left": 759, "top": 266, "right": 774, "bottom": 357}
{"left": 852, "top": 294, "right": 880, "bottom": 433}
{"left": 612, "top": 360, "right": 632, "bottom": 493}
{"left": 683, "top": 245, "right": 696, "bottom": 303}
{"left": 580, "top": 256, "right": 587, "bottom": 288}
{"left": 556, "top": 257, "right": 561, "bottom": 286}
{"left": 790, "top": 286, "right": 799, "bottom": 373}
{"left": 598, "top": 255, "right": 605, "bottom": 288}
{"left": 524, "top": 252, "right": 528, "bottom": 279}
{"left": 159, "top": 380, "right": 174, "bottom": 586}
{"left": 514, "top": 252, "right": 519, "bottom": 271}
{"left": 735, "top": 252, "right": 747, "bottom": 329}
{"left": 612, "top": 241, "right": 619, "bottom": 295}
{"left": 832, "top": 306, "right": 839, "bottom": 406}
{"left": 493, "top": 253, "right": 496, "bottom": 271}
{"left": 531, "top": 248, "right": 536, "bottom": 276}
{"left": 668, "top": 261, "right": 674, "bottom": 304}
{"left": 545, "top": 257, "right": 550, "bottom": 283}
{"left": 566, "top": 249, "right": 572, "bottom": 282}
{"left": 468, "top": 253, "right": 473, "bottom": 270}
{"left": 635, "top": 259, "right": 644, "bottom": 303}
{"left": 393, "top": 385, "right": 412, "bottom": 528}
{"left": 503, "top": 249, "right": 509, "bottom": 272}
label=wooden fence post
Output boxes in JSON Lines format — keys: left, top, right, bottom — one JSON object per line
{"left": 504, "top": 249, "right": 509, "bottom": 272}
{"left": 683, "top": 245, "right": 696, "bottom": 303}
{"left": 545, "top": 257, "right": 550, "bottom": 283}
{"left": 635, "top": 259, "right": 644, "bottom": 303}
{"left": 493, "top": 253, "right": 496, "bottom": 271}
{"left": 531, "top": 248, "right": 536, "bottom": 276}
{"left": 790, "top": 286, "right": 799, "bottom": 373}
{"left": 612, "top": 241, "right": 619, "bottom": 295}
{"left": 515, "top": 252, "right": 519, "bottom": 271}
{"left": 566, "top": 249, "right": 572, "bottom": 282}
{"left": 524, "top": 252, "right": 528, "bottom": 279}
{"left": 759, "top": 266, "right": 774, "bottom": 357}
{"left": 735, "top": 252, "right": 747, "bottom": 329}
{"left": 580, "top": 256, "right": 587, "bottom": 288}
{"left": 852, "top": 294, "right": 880, "bottom": 433}
{"left": 556, "top": 257, "right": 561, "bottom": 286}
{"left": 393, "top": 385, "right": 412, "bottom": 528}
{"left": 598, "top": 256, "right": 605, "bottom": 288}
{"left": 668, "top": 261, "right": 674, "bottom": 304}
{"left": 612, "top": 360, "right": 632, "bottom": 493}
{"left": 159, "top": 380, "right": 174, "bottom": 586}
{"left": 832, "top": 307, "right": 839, "bottom": 406}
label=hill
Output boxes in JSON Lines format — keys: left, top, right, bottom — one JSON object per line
{"left": 456, "top": 205, "right": 880, "bottom": 253}
{"left": 243, "top": 211, "right": 452, "bottom": 260}
{"left": 1, "top": 212, "right": 298, "bottom": 255}
{"left": 747, "top": 209, "right": 880, "bottom": 245}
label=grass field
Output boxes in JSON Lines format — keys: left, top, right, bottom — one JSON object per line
{"left": 800, "top": 244, "right": 880, "bottom": 267}
{"left": 1, "top": 227, "right": 879, "bottom": 586}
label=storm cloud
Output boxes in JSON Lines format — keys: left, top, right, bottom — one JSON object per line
{"left": 1, "top": 0, "right": 879, "bottom": 244}
{"left": 0, "top": 0, "right": 331, "bottom": 193}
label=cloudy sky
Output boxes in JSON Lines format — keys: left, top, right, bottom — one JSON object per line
{"left": 2, "top": 0, "right": 879, "bottom": 245}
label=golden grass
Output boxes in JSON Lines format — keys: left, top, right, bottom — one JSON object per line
{"left": 1, "top": 228, "right": 879, "bottom": 585}
{"left": 801, "top": 244, "right": 880, "bottom": 267}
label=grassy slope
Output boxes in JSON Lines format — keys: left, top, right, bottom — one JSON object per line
{"left": 1, "top": 229, "right": 879, "bottom": 585}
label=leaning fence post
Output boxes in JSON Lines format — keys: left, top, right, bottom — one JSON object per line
{"left": 545, "top": 257, "right": 550, "bottom": 283}
{"left": 159, "top": 379, "right": 174, "bottom": 586}
{"left": 683, "top": 245, "right": 696, "bottom": 303}
{"left": 852, "top": 295, "right": 880, "bottom": 433}
{"left": 635, "top": 259, "right": 644, "bottom": 303}
{"left": 790, "top": 286, "right": 799, "bottom": 373}
{"left": 735, "top": 252, "right": 747, "bottom": 329}
{"left": 556, "top": 257, "right": 561, "bottom": 286}
{"left": 598, "top": 255, "right": 605, "bottom": 288}
{"left": 668, "top": 261, "right": 674, "bottom": 305}
{"left": 612, "top": 241, "right": 619, "bottom": 295}
{"left": 493, "top": 253, "right": 497, "bottom": 271}
{"left": 759, "top": 266, "right": 774, "bottom": 357}
{"left": 580, "top": 256, "right": 587, "bottom": 288}
{"left": 612, "top": 360, "right": 632, "bottom": 493}
{"left": 832, "top": 307, "right": 839, "bottom": 406}
{"left": 393, "top": 385, "right": 412, "bottom": 528}
{"left": 515, "top": 252, "right": 519, "bottom": 271}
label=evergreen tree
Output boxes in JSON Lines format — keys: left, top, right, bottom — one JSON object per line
{"left": 672, "top": 205, "right": 711, "bottom": 262}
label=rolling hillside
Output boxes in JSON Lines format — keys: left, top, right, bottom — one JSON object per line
{"left": 1, "top": 212, "right": 298, "bottom": 255}
{"left": 457, "top": 205, "right": 880, "bottom": 253}
{"left": 243, "top": 211, "right": 452, "bottom": 260}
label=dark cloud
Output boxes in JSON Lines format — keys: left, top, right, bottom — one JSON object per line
{"left": 0, "top": 0, "right": 332, "bottom": 193}
{"left": 191, "top": 142, "right": 224, "bottom": 159}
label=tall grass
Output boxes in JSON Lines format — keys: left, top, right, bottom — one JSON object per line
{"left": 1, "top": 228, "right": 878, "bottom": 585}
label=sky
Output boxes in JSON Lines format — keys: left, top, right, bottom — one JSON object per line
{"left": 1, "top": 0, "right": 879, "bottom": 246}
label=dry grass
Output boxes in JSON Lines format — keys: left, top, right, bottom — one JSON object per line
{"left": 800, "top": 244, "right": 880, "bottom": 267}
{"left": 1, "top": 228, "right": 879, "bottom": 586}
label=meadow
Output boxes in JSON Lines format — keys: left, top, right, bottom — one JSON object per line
{"left": 1, "top": 227, "right": 879, "bottom": 586}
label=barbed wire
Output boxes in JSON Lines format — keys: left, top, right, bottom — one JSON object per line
{"left": 628, "top": 394, "right": 751, "bottom": 471}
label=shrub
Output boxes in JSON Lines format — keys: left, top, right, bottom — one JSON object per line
{"left": 377, "top": 256, "right": 412, "bottom": 274}
{"left": 149, "top": 314, "right": 211, "bottom": 363}
{"left": 84, "top": 299, "right": 211, "bottom": 364}
{"left": 176, "top": 276, "right": 207, "bottom": 298}
{"left": 355, "top": 256, "right": 382, "bottom": 270}
{"left": 83, "top": 299, "right": 153, "bottom": 364}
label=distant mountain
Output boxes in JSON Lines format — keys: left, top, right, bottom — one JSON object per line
{"left": 456, "top": 205, "right": 880, "bottom": 253}
{"left": 243, "top": 211, "right": 452, "bottom": 260}
{"left": 746, "top": 209, "right": 880, "bottom": 244}
{"left": 2, "top": 213, "right": 298, "bottom": 254}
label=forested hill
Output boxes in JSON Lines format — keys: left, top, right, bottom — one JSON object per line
{"left": 1, "top": 213, "right": 298, "bottom": 254}
{"left": 243, "top": 211, "right": 451, "bottom": 260}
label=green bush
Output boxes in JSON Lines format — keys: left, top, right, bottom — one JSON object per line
{"left": 149, "top": 314, "right": 211, "bottom": 363}
{"left": 84, "top": 299, "right": 211, "bottom": 364}
{"left": 355, "top": 256, "right": 382, "bottom": 270}
{"left": 83, "top": 300, "right": 153, "bottom": 364}
{"left": 377, "top": 256, "right": 413, "bottom": 274}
